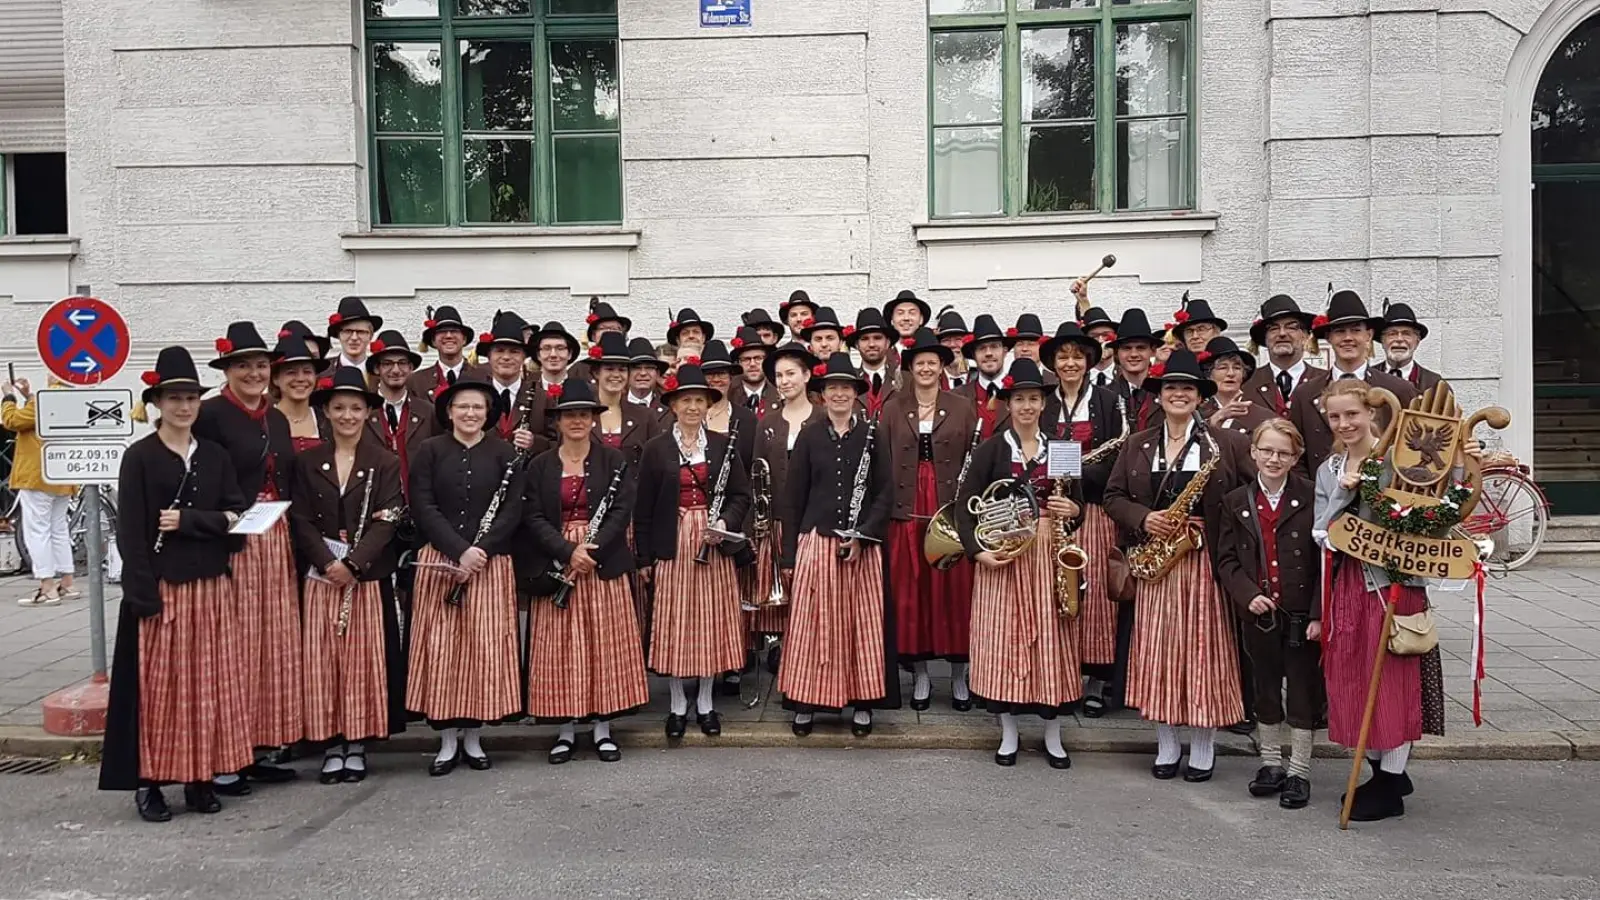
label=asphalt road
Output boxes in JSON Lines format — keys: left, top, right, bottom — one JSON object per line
{"left": 1, "top": 751, "right": 1596, "bottom": 900}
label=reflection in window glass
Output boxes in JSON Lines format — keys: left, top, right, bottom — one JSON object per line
{"left": 548, "top": 0, "right": 618, "bottom": 14}
{"left": 376, "top": 139, "right": 445, "bottom": 224}
{"left": 550, "top": 40, "right": 620, "bottom": 132}
{"left": 367, "top": 0, "right": 439, "bottom": 17}
{"left": 929, "top": 0, "right": 1002, "bottom": 13}
{"left": 461, "top": 42, "right": 534, "bottom": 132}
{"left": 1532, "top": 15, "right": 1600, "bottom": 165}
{"left": 463, "top": 138, "right": 534, "bottom": 223}
{"left": 1116, "top": 21, "right": 1187, "bottom": 117}
{"left": 1018, "top": 0, "right": 1097, "bottom": 9}
{"left": 373, "top": 43, "right": 443, "bottom": 133}
{"left": 932, "top": 30, "right": 1003, "bottom": 126}
{"left": 1117, "top": 117, "right": 1187, "bottom": 210}
{"left": 1022, "top": 27, "right": 1096, "bottom": 122}
{"left": 555, "top": 136, "right": 623, "bottom": 222}
{"left": 933, "top": 126, "right": 1003, "bottom": 216}
{"left": 1027, "top": 125, "right": 1095, "bottom": 211}
{"left": 457, "top": 0, "right": 532, "bottom": 15}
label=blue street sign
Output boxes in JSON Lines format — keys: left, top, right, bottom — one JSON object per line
{"left": 701, "top": 0, "right": 751, "bottom": 27}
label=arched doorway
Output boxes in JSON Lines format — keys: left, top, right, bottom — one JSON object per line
{"left": 1532, "top": 14, "right": 1600, "bottom": 513}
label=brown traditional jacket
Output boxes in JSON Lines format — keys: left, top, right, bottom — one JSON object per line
{"left": 1103, "top": 420, "right": 1256, "bottom": 557}
{"left": 407, "top": 361, "right": 491, "bottom": 401}
{"left": 1214, "top": 473, "right": 1319, "bottom": 617}
{"left": 1287, "top": 366, "right": 1417, "bottom": 474}
{"left": 880, "top": 388, "right": 979, "bottom": 522}
{"left": 289, "top": 440, "right": 405, "bottom": 581}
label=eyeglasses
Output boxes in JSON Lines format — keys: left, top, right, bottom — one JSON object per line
{"left": 1252, "top": 447, "right": 1297, "bottom": 460}
{"left": 339, "top": 327, "right": 374, "bottom": 339}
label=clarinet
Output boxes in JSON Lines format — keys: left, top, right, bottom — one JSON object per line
{"left": 151, "top": 466, "right": 193, "bottom": 555}
{"left": 550, "top": 462, "right": 628, "bottom": 610}
{"left": 336, "top": 467, "right": 376, "bottom": 637}
{"left": 836, "top": 413, "right": 878, "bottom": 559}
{"left": 694, "top": 418, "right": 739, "bottom": 565}
{"left": 444, "top": 390, "right": 535, "bottom": 607}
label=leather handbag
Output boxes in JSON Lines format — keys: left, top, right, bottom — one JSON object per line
{"left": 1105, "top": 547, "right": 1138, "bottom": 604}
{"left": 1388, "top": 609, "right": 1438, "bottom": 656}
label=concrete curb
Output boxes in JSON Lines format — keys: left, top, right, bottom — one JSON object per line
{"left": 1, "top": 723, "right": 1594, "bottom": 762}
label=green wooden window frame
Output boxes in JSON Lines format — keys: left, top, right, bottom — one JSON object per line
{"left": 364, "top": 0, "right": 622, "bottom": 227}
{"left": 927, "top": 0, "right": 1196, "bottom": 218}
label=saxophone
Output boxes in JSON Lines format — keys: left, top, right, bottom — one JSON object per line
{"left": 1126, "top": 417, "right": 1219, "bottom": 582}
{"left": 1051, "top": 476, "right": 1086, "bottom": 618}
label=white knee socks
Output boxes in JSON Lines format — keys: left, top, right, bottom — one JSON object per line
{"left": 852, "top": 708, "right": 871, "bottom": 726}
{"left": 1379, "top": 742, "right": 1412, "bottom": 775}
{"left": 913, "top": 662, "right": 931, "bottom": 702}
{"left": 1288, "top": 728, "right": 1314, "bottom": 779}
{"left": 952, "top": 663, "right": 970, "bottom": 702}
{"left": 998, "top": 713, "right": 1020, "bottom": 755}
{"left": 1188, "top": 727, "right": 1216, "bottom": 770}
{"left": 322, "top": 744, "right": 346, "bottom": 775}
{"left": 1155, "top": 723, "right": 1182, "bottom": 765}
{"left": 1043, "top": 719, "right": 1066, "bottom": 757}
{"left": 435, "top": 727, "right": 460, "bottom": 764}
{"left": 696, "top": 677, "right": 715, "bottom": 715}
{"left": 462, "top": 727, "right": 484, "bottom": 758}
{"left": 668, "top": 677, "right": 689, "bottom": 716}
{"left": 1259, "top": 721, "right": 1286, "bottom": 768}
{"left": 344, "top": 742, "right": 365, "bottom": 773}
{"left": 592, "top": 720, "right": 611, "bottom": 743}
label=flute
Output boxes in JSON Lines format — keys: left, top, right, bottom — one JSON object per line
{"left": 336, "top": 467, "right": 376, "bottom": 637}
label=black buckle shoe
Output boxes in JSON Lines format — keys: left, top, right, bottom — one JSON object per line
{"left": 910, "top": 694, "right": 931, "bottom": 711}
{"left": 464, "top": 751, "right": 492, "bottom": 771}
{"left": 184, "top": 782, "right": 222, "bottom": 814}
{"left": 1182, "top": 765, "right": 1213, "bottom": 783}
{"left": 1225, "top": 718, "right": 1256, "bottom": 736}
{"left": 548, "top": 739, "right": 576, "bottom": 765}
{"left": 851, "top": 714, "right": 873, "bottom": 738}
{"left": 595, "top": 738, "right": 622, "bottom": 763}
{"left": 136, "top": 786, "right": 171, "bottom": 823}
{"left": 1348, "top": 772, "right": 1405, "bottom": 822}
{"left": 341, "top": 753, "right": 368, "bottom": 783}
{"left": 1279, "top": 775, "right": 1311, "bottom": 809}
{"left": 1046, "top": 751, "right": 1071, "bottom": 770}
{"left": 428, "top": 749, "right": 460, "bottom": 777}
{"left": 242, "top": 762, "right": 297, "bottom": 784}
{"left": 950, "top": 696, "right": 973, "bottom": 712}
{"left": 1249, "top": 765, "right": 1288, "bottom": 797}
{"left": 791, "top": 716, "right": 814, "bottom": 737}
{"left": 212, "top": 777, "right": 252, "bottom": 797}
{"left": 1368, "top": 758, "right": 1414, "bottom": 796}
{"left": 994, "top": 751, "right": 1018, "bottom": 767}
{"left": 665, "top": 713, "right": 687, "bottom": 740}
{"left": 1151, "top": 762, "right": 1180, "bottom": 780}
{"left": 697, "top": 711, "right": 722, "bottom": 736}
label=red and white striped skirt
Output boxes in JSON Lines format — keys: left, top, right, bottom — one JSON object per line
{"left": 1324, "top": 562, "right": 1424, "bottom": 751}
{"left": 648, "top": 506, "right": 743, "bottom": 677}
{"left": 1075, "top": 504, "right": 1119, "bottom": 666}
{"left": 138, "top": 577, "right": 253, "bottom": 784}
{"left": 231, "top": 517, "right": 303, "bottom": 747}
{"left": 778, "top": 532, "right": 887, "bottom": 710}
{"left": 745, "top": 522, "right": 790, "bottom": 635}
{"left": 1126, "top": 549, "right": 1243, "bottom": 728}
{"left": 886, "top": 461, "right": 973, "bottom": 659}
{"left": 405, "top": 546, "right": 522, "bottom": 724}
{"left": 301, "top": 578, "right": 389, "bottom": 743}
{"left": 969, "top": 517, "right": 1083, "bottom": 714}
{"left": 527, "top": 520, "right": 650, "bottom": 720}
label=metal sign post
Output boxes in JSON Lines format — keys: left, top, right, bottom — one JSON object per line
{"left": 85, "top": 485, "right": 107, "bottom": 678}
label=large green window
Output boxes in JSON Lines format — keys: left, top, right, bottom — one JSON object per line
{"left": 365, "top": 0, "right": 622, "bottom": 226}
{"left": 928, "top": 0, "right": 1194, "bottom": 217}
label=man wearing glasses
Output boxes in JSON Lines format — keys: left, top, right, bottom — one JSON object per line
{"left": 328, "top": 296, "right": 383, "bottom": 371}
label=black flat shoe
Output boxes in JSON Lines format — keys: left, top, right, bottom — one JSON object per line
{"left": 994, "top": 751, "right": 1017, "bottom": 767}
{"left": 183, "top": 782, "right": 222, "bottom": 814}
{"left": 136, "top": 787, "right": 171, "bottom": 823}
{"left": 1348, "top": 772, "right": 1405, "bottom": 822}
{"left": 950, "top": 696, "right": 973, "bottom": 712}
{"left": 547, "top": 739, "right": 575, "bottom": 765}
{"left": 851, "top": 715, "right": 873, "bottom": 738}
{"left": 717, "top": 675, "right": 742, "bottom": 697}
{"left": 341, "top": 753, "right": 367, "bottom": 783}
{"left": 318, "top": 763, "right": 345, "bottom": 785}
{"left": 697, "top": 711, "right": 722, "bottom": 736}
{"left": 1182, "top": 765, "right": 1213, "bottom": 783}
{"left": 791, "top": 716, "right": 814, "bottom": 737}
{"left": 242, "top": 762, "right": 297, "bottom": 783}
{"left": 1367, "top": 758, "right": 1414, "bottom": 797}
{"left": 910, "top": 695, "right": 931, "bottom": 711}
{"left": 428, "top": 750, "right": 460, "bottom": 777}
{"left": 1249, "top": 765, "right": 1287, "bottom": 797}
{"left": 1046, "top": 751, "right": 1071, "bottom": 770}
{"left": 1082, "top": 696, "right": 1106, "bottom": 719}
{"left": 464, "top": 751, "right": 492, "bottom": 771}
{"left": 765, "top": 644, "right": 781, "bottom": 675}
{"left": 665, "top": 713, "right": 687, "bottom": 739}
{"left": 1279, "top": 775, "right": 1311, "bottom": 809}
{"left": 212, "top": 778, "right": 252, "bottom": 797}
{"left": 595, "top": 738, "right": 622, "bottom": 763}
{"left": 1151, "top": 762, "right": 1180, "bottom": 780}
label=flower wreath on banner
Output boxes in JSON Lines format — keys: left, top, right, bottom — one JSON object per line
{"left": 1356, "top": 456, "right": 1471, "bottom": 582}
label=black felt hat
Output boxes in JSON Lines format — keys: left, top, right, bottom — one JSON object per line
{"left": 935, "top": 305, "right": 969, "bottom": 339}
{"left": 660, "top": 364, "right": 724, "bottom": 405}
{"left": 627, "top": 337, "right": 669, "bottom": 373}
{"left": 420, "top": 305, "right": 473, "bottom": 350}
{"left": 667, "top": 308, "right": 715, "bottom": 346}
{"left": 326, "top": 296, "right": 382, "bottom": 337}
{"left": 846, "top": 307, "right": 892, "bottom": 346}
{"left": 963, "top": 314, "right": 1007, "bottom": 359}
{"left": 698, "top": 339, "right": 738, "bottom": 374}
{"left": 433, "top": 378, "right": 499, "bottom": 430}
{"left": 546, "top": 377, "right": 608, "bottom": 415}
{"left": 1078, "top": 306, "right": 1117, "bottom": 332}
{"left": 1170, "top": 294, "right": 1228, "bottom": 340}
{"left": 762, "top": 341, "right": 819, "bottom": 384}
{"left": 278, "top": 320, "right": 331, "bottom": 359}
{"left": 364, "top": 329, "right": 423, "bottom": 372}
{"left": 808, "top": 352, "right": 869, "bottom": 396}
{"left": 798, "top": 306, "right": 844, "bottom": 342}
{"left": 1007, "top": 313, "right": 1046, "bottom": 345}
{"left": 311, "top": 365, "right": 382, "bottom": 409}
{"left": 996, "top": 358, "right": 1048, "bottom": 399}
{"left": 740, "top": 308, "right": 786, "bottom": 340}
{"left": 1200, "top": 336, "right": 1256, "bottom": 379}
{"left": 779, "top": 290, "right": 817, "bottom": 321}
{"left": 1107, "top": 309, "right": 1165, "bottom": 348}
{"left": 1248, "top": 294, "right": 1317, "bottom": 346}
{"left": 897, "top": 327, "right": 954, "bottom": 370}
{"left": 209, "top": 321, "right": 273, "bottom": 369}
{"left": 1148, "top": 348, "right": 1218, "bottom": 399}
{"left": 270, "top": 332, "right": 332, "bottom": 373}
{"left": 585, "top": 298, "right": 631, "bottom": 341}
{"left": 1041, "top": 322, "right": 1104, "bottom": 369}
{"left": 583, "top": 330, "right": 633, "bottom": 367}
{"left": 882, "top": 290, "right": 932, "bottom": 330}
{"left": 1314, "top": 290, "right": 1384, "bottom": 339}
{"left": 1378, "top": 299, "right": 1429, "bottom": 341}
{"left": 730, "top": 326, "right": 770, "bottom": 360}
{"left": 476, "top": 313, "right": 532, "bottom": 359}
{"left": 140, "top": 346, "right": 210, "bottom": 404}
{"left": 529, "top": 319, "right": 580, "bottom": 360}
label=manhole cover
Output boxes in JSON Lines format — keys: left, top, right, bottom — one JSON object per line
{"left": 0, "top": 757, "right": 62, "bottom": 775}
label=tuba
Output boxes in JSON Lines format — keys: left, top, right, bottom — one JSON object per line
{"left": 1051, "top": 476, "right": 1087, "bottom": 617}
{"left": 969, "top": 478, "right": 1041, "bottom": 557}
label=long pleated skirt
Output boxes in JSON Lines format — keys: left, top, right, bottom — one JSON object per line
{"left": 969, "top": 517, "right": 1083, "bottom": 717}
{"left": 138, "top": 577, "right": 253, "bottom": 784}
{"left": 527, "top": 520, "right": 650, "bottom": 721}
{"left": 1075, "top": 504, "right": 1120, "bottom": 667}
{"left": 1126, "top": 549, "right": 1243, "bottom": 728}
{"left": 648, "top": 506, "right": 743, "bottom": 678}
{"left": 231, "top": 516, "right": 303, "bottom": 747}
{"left": 779, "top": 531, "right": 888, "bottom": 711}
{"left": 1324, "top": 562, "right": 1425, "bottom": 751}
{"left": 405, "top": 547, "right": 522, "bottom": 726}
{"left": 301, "top": 578, "right": 390, "bottom": 743}
{"left": 887, "top": 461, "right": 973, "bottom": 661}
{"left": 746, "top": 521, "right": 790, "bottom": 634}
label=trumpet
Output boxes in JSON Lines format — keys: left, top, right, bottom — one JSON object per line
{"left": 1051, "top": 476, "right": 1087, "bottom": 618}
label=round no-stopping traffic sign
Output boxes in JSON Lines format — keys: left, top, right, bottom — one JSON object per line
{"left": 36, "top": 297, "right": 130, "bottom": 385}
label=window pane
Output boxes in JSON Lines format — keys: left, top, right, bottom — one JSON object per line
{"left": 1117, "top": 116, "right": 1187, "bottom": 210}
{"left": 930, "top": 0, "right": 1002, "bottom": 12}
{"left": 549, "top": 0, "right": 617, "bottom": 14}
{"left": 367, "top": 0, "right": 438, "bottom": 17}
{"left": 554, "top": 135, "right": 623, "bottom": 222}
{"left": 932, "top": 31, "right": 1002, "bottom": 125}
{"left": 1532, "top": 15, "right": 1600, "bottom": 165}
{"left": 461, "top": 41, "right": 534, "bottom": 132}
{"left": 376, "top": 139, "right": 445, "bottom": 225}
{"left": 1019, "top": 0, "right": 1097, "bottom": 9}
{"left": 463, "top": 138, "right": 534, "bottom": 223}
{"left": 1025, "top": 125, "right": 1095, "bottom": 212}
{"left": 458, "top": 0, "right": 532, "bottom": 15}
{"left": 550, "top": 40, "right": 620, "bottom": 132}
{"left": 373, "top": 43, "right": 443, "bottom": 133}
{"left": 1117, "top": 21, "right": 1188, "bottom": 117}
{"left": 933, "top": 126, "right": 1002, "bottom": 216}
{"left": 1022, "top": 26, "right": 1095, "bottom": 121}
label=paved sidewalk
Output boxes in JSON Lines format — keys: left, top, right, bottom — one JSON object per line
{"left": 1, "top": 565, "right": 1598, "bottom": 734}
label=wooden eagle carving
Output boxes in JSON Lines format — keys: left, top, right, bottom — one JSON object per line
{"left": 1398, "top": 419, "right": 1453, "bottom": 483}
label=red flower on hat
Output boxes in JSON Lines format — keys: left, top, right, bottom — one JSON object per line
{"left": 479, "top": 332, "right": 494, "bottom": 344}
{"left": 812, "top": 363, "right": 828, "bottom": 377}
{"left": 317, "top": 377, "right": 334, "bottom": 391}
{"left": 961, "top": 334, "right": 975, "bottom": 345}
{"left": 1312, "top": 315, "right": 1330, "bottom": 329}
{"left": 901, "top": 336, "right": 916, "bottom": 348}
{"left": 1105, "top": 330, "right": 1117, "bottom": 342}
{"left": 329, "top": 313, "right": 344, "bottom": 326}
{"left": 800, "top": 317, "right": 817, "bottom": 329}
{"left": 1006, "top": 327, "right": 1019, "bottom": 338}
{"left": 278, "top": 328, "right": 292, "bottom": 339}
{"left": 423, "top": 318, "right": 437, "bottom": 329}
{"left": 141, "top": 371, "right": 161, "bottom": 386}
{"left": 215, "top": 338, "right": 234, "bottom": 354}
{"left": 1174, "top": 310, "right": 1191, "bottom": 324}
{"left": 662, "top": 376, "right": 680, "bottom": 392}
{"left": 668, "top": 320, "right": 680, "bottom": 330}
{"left": 586, "top": 313, "right": 599, "bottom": 325}
{"left": 547, "top": 384, "right": 563, "bottom": 399}
{"left": 1036, "top": 337, "right": 1049, "bottom": 347}
{"left": 1195, "top": 350, "right": 1212, "bottom": 363}
{"left": 1164, "top": 321, "right": 1177, "bottom": 331}
{"left": 684, "top": 355, "right": 701, "bottom": 367}
{"left": 730, "top": 337, "right": 745, "bottom": 349}
{"left": 842, "top": 325, "right": 857, "bottom": 338}
{"left": 588, "top": 345, "right": 604, "bottom": 359}
{"left": 369, "top": 339, "right": 386, "bottom": 354}
{"left": 1149, "top": 363, "right": 1167, "bottom": 378}
{"left": 1252, "top": 317, "right": 1263, "bottom": 327}
{"left": 1001, "top": 376, "right": 1016, "bottom": 389}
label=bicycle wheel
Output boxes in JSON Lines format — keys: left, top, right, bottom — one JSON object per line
{"left": 1462, "top": 470, "right": 1549, "bottom": 573}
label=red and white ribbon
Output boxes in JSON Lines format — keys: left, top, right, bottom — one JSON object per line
{"left": 1471, "top": 561, "right": 1488, "bottom": 726}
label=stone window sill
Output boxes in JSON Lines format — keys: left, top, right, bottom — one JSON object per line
{"left": 912, "top": 213, "right": 1218, "bottom": 245}
{"left": 0, "top": 235, "right": 79, "bottom": 259}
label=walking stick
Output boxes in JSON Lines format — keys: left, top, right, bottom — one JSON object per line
{"left": 1339, "top": 583, "right": 1399, "bottom": 830}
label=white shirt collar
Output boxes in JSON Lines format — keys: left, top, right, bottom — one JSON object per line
{"left": 439, "top": 359, "right": 465, "bottom": 376}
{"left": 493, "top": 377, "right": 522, "bottom": 395}
{"left": 745, "top": 383, "right": 767, "bottom": 397}
{"left": 1258, "top": 475, "right": 1287, "bottom": 510}
{"left": 862, "top": 364, "right": 887, "bottom": 379}
{"left": 1331, "top": 361, "right": 1369, "bottom": 380}
{"left": 1269, "top": 359, "right": 1307, "bottom": 381}
{"left": 1390, "top": 360, "right": 1416, "bottom": 379}
{"left": 627, "top": 391, "right": 653, "bottom": 406}
{"left": 672, "top": 423, "right": 709, "bottom": 464}
{"left": 383, "top": 392, "right": 409, "bottom": 410}
{"left": 338, "top": 353, "right": 365, "bottom": 369}
{"left": 540, "top": 375, "right": 564, "bottom": 391}
{"left": 1002, "top": 428, "right": 1049, "bottom": 464}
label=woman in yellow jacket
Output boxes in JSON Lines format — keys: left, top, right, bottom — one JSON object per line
{"left": 2, "top": 376, "right": 77, "bottom": 606}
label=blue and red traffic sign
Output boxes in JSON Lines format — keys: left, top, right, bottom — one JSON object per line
{"left": 35, "top": 297, "right": 130, "bottom": 385}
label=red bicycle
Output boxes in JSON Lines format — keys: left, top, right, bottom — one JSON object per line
{"left": 1459, "top": 460, "right": 1551, "bottom": 573}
